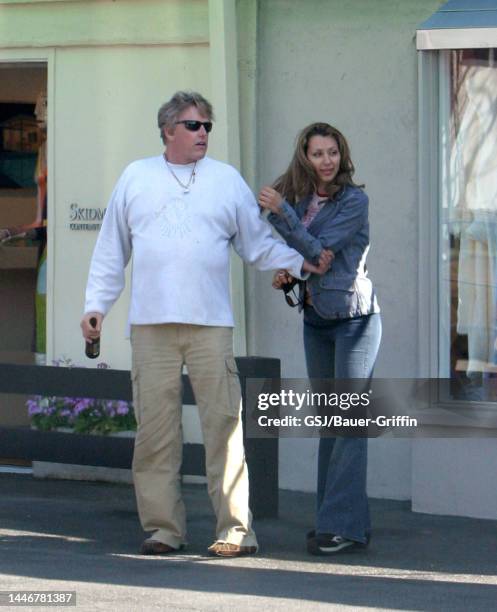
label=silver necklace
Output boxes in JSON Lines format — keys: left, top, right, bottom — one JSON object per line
{"left": 164, "top": 154, "right": 197, "bottom": 194}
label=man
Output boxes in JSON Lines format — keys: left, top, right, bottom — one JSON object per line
{"left": 81, "top": 91, "right": 330, "bottom": 557}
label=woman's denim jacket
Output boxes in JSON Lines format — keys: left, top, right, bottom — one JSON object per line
{"left": 267, "top": 185, "right": 380, "bottom": 320}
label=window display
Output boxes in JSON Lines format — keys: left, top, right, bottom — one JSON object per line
{"left": 441, "top": 49, "right": 497, "bottom": 401}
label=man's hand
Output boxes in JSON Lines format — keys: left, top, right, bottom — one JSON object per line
{"left": 80, "top": 312, "right": 103, "bottom": 342}
{"left": 258, "top": 186, "right": 283, "bottom": 214}
{"left": 302, "top": 249, "right": 334, "bottom": 276}
{"left": 272, "top": 269, "right": 295, "bottom": 290}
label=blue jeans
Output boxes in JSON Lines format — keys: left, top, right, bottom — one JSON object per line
{"left": 303, "top": 309, "right": 382, "bottom": 543}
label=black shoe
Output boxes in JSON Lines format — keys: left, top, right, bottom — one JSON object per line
{"left": 307, "top": 533, "right": 368, "bottom": 555}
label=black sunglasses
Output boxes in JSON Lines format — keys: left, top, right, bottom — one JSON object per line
{"left": 175, "top": 120, "right": 213, "bottom": 133}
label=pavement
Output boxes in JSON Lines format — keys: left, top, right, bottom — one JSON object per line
{"left": 1, "top": 471, "right": 496, "bottom": 611}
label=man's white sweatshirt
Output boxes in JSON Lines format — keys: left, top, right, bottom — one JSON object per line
{"left": 84, "top": 155, "right": 305, "bottom": 327}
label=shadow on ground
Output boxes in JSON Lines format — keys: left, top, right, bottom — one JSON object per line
{"left": 1, "top": 474, "right": 496, "bottom": 611}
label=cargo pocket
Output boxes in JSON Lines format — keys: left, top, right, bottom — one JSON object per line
{"left": 131, "top": 367, "right": 142, "bottom": 427}
{"left": 224, "top": 357, "right": 242, "bottom": 418}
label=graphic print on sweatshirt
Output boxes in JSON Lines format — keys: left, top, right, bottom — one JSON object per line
{"left": 154, "top": 196, "right": 192, "bottom": 239}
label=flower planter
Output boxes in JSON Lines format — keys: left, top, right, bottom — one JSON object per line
{"left": 27, "top": 359, "right": 138, "bottom": 484}
{"left": 32, "top": 429, "right": 136, "bottom": 484}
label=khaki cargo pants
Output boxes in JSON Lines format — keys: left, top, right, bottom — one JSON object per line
{"left": 130, "top": 323, "right": 257, "bottom": 550}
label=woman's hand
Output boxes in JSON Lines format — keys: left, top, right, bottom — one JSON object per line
{"left": 258, "top": 186, "right": 283, "bottom": 214}
{"left": 319, "top": 249, "right": 334, "bottom": 269}
{"left": 272, "top": 269, "right": 294, "bottom": 290}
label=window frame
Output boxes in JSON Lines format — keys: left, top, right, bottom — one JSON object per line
{"left": 418, "top": 46, "right": 497, "bottom": 423}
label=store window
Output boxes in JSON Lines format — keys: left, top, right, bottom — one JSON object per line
{"left": 440, "top": 48, "right": 497, "bottom": 401}
{"left": 0, "top": 64, "right": 47, "bottom": 435}
{"left": 0, "top": 65, "right": 47, "bottom": 370}
{"left": 417, "top": 0, "right": 497, "bottom": 403}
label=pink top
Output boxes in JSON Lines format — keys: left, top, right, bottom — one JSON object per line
{"left": 301, "top": 193, "right": 328, "bottom": 228}
{"left": 301, "top": 193, "right": 329, "bottom": 305}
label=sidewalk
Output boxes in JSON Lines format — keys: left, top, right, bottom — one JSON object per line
{"left": 1, "top": 472, "right": 496, "bottom": 611}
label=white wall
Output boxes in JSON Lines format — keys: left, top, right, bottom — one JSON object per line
{"left": 250, "top": 0, "right": 443, "bottom": 498}
{"left": 52, "top": 44, "right": 211, "bottom": 369}
{"left": 0, "top": 0, "right": 246, "bottom": 451}
{"left": 412, "top": 439, "right": 497, "bottom": 519}
{"left": 0, "top": 0, "right": 213, "bottom": 370}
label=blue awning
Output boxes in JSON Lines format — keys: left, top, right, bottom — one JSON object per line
{"left": 417, "top": 0, "right": 497, "bottom": 49}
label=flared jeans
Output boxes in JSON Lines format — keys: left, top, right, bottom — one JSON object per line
{"left": 303, "top": 309, "right": 382, "bottom": 543}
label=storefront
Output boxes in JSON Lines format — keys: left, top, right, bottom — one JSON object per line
{"left": 0, "top": 62, "right": 46, "bottom": 427}
{"left": 413, "top": 0, "right": 497, "bottom": 518}
{"left": 0, "top": 0, "right": 244, "bottom": 448}
{"left": 2, "top": 0, "right": 497, "bottom": 522}
{"left": 241, "top": 0, "right": 497, "bottom": 520}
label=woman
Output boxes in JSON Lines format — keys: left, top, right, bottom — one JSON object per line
{"left": 258, "top": 122, "right": 381, "bottom": 555}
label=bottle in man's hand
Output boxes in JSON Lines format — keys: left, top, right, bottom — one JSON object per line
{"left": 85, "top": 317, "right": 100, "bottom": 359}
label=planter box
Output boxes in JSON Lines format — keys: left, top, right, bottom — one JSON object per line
{"left": 31, "top": 430, "right": 206, "bottom": 485}
{"left": 32, "top": 429, "right": 135, "bottom": 484}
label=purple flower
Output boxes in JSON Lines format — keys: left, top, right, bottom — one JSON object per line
{"left": 104, "top": 401, "right": 116, "bottom": 417}
{"left": 116, "top": 401, "right": 129, "bottom": 416}
{"left": 27, "top": 399, "right": 42, "bottom": 416}
{"left": 73, "top": 398, "right": 93, "bottom": 415}
{"left": 27, "top": 357, "right": 135, "bottom": 434}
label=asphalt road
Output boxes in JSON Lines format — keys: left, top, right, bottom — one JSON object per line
{"left": 1, "top": 473, "right": 496, "bottom": 611}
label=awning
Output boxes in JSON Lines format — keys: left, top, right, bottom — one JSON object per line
{"left": 417, "top": 0, "right": 497, "bottom": 49}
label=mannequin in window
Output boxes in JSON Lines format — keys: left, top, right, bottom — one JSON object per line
{"left": 449, "top": 51, "right": 497, "bottom": 397}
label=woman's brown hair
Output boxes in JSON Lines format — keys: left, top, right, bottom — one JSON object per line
{"left": 273, "top": 122, "right": 363, "bottom": 204}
